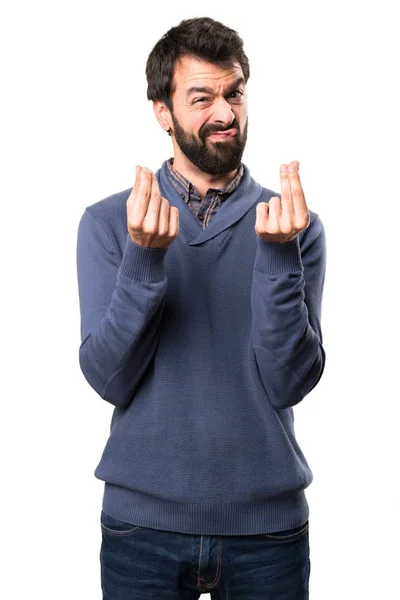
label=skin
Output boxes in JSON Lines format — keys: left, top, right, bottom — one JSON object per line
{"left": 256, "top": 161, "right": 310, "bottom": 244}
{"left": 154, "top": 56, "right": 248, "bottom": 193}
{"left": 127, "top": 165, "right": 179, "bottom": 249}
{"left": 127, "top": 55, "right": 309, "bottom": 248}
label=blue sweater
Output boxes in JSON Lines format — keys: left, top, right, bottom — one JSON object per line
{"left": 77, "top": 159, "right": 326, "bottom": 535}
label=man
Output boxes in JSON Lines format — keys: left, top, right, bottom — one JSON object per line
{"left": 77, "top": 16, "right": 326, "bottom": 599}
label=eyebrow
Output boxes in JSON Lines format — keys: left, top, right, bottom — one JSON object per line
{"left": 186, "top": 76, "right": 245, "bottom": 98}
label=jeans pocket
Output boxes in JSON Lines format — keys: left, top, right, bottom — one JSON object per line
{"left": 100, "top": 510, "right": 145, "bottom": 537}
{"left": 261, "top": 521, "right": 309, "bottom": 542}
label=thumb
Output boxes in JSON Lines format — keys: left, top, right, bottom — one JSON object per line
{"left": 256, "top": 201, "right": 269, "bottom": 221}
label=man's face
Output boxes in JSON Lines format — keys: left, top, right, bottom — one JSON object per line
{"left": 167, "top": 56, "right": 248, "bottom": 175}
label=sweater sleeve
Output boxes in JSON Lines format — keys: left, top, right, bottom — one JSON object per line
{"left": 251, "top": 213, "right": 326, "bottom": 409}
{"left": 77, "top": 209, "right": 167, "bottom": 407}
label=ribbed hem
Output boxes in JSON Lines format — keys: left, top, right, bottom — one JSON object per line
{"left": 254, "top": 236, "right": 303, "bottom": 275}
{"left": 101, "top": 483, "right": 309, "bottom": 536}
{"left": 119, "top": 235, "right": 167, "bottom": 282}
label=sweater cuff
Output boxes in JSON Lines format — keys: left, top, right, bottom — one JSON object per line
{"left": 119, "top": 235, "right": 167, "bottom": 282}
{"left": 254, "top": 236, "right": 303, "bottom": 275}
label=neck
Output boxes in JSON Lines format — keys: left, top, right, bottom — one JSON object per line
{"left": 171, "top": 151, "right": 239, "bottom": 197}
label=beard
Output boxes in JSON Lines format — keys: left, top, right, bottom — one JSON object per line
{"left": 170, "top": 112, "right": 248, "bottom": 175}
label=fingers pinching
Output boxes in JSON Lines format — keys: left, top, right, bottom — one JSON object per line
{"left": 127, "top": 164, "right": 180, "bottom": 248}
{"left": 255, "top": 161, "right": 309, "bottom": 243}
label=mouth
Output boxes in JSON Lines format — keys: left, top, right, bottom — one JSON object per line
{"left": 207, "top": 128, "right": 238, "bottom": 141}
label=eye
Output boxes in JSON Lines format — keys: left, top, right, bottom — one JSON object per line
{"left": 229, "top": 90, "right": 244, "bottom": 100}
{"left": 193, "top": 98, "right": 210, "bottom": 104}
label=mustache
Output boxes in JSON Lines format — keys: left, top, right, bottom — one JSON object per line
{"left": 201, "top": 122, "right": 239, "bottom": 137}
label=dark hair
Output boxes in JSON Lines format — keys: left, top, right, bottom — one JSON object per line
{"left": 146, "top": 17, "right": 250, "bottom": 112}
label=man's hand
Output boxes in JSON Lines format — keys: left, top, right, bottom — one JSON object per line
{"left": 127, "top": 166, "right": 180, "bottom": 248}
{"left": 255, "top": 161, "right": 310, "bottom": 243}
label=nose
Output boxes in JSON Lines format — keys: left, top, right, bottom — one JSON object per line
{"left": 211, "top": 97, "right": 235, "bottom": 128}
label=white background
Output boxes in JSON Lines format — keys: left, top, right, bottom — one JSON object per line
{"left": 2, "top": 0, "right": 399, "bottom": 598}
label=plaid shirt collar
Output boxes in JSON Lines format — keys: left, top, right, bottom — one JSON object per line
{"left": 166, "top": 157, "right": 244, "bottom": 204}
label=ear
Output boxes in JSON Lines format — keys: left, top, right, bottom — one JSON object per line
{"left": 153, "top": 100, "right": 173, "bottom": 134}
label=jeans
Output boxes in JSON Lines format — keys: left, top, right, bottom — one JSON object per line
{"left": 100, "top": 510, "right": 310, "bottom": 599}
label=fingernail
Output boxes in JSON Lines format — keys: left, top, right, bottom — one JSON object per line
{"left": 280, "top": 164, "right": 288, "bottom": 172}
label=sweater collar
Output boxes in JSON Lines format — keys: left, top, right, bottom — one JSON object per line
{"left": 156, "top": 159, "right": 264, "bottom": 246}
